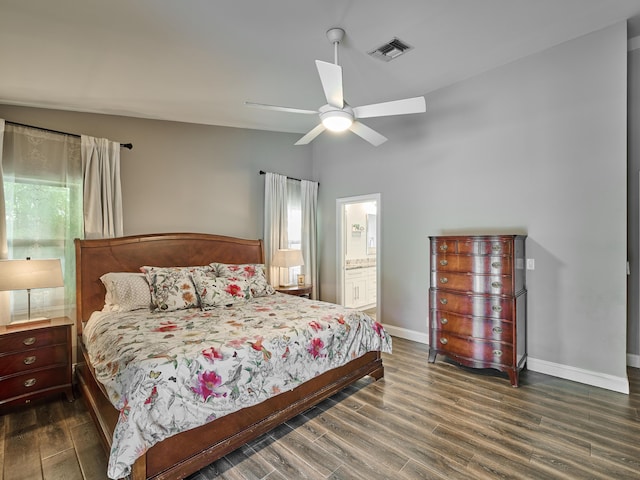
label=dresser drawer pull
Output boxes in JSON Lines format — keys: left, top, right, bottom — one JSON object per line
{"left": 440, "top": 338, "right": 448, "bottom": 345}
{"left": 23, "top": 356, "right": 37, "bottom": 365}
{"left": 492, "top": 244, "right": 502, "bottom": 252}
{"left": 439, "top": 259, "right": 448, "bottom": 266}
{"left": 439, "top": 277, "right": 448, "bottom": 284}
{"left": 440, "top": 318, "right": 448, "bottom": 325}
{"left": 23, "top": 378, "right": 37, "bottom": 388}
{"left": 492, "top": 327, "right": 503, "bottom": 334}
{"left": 491, "top": 281, "right": 502, "bottom": 288}
{"left": 23, "top": 337, "right": 36, "bottom": 346}
{"left": 491, "top": 261, "right": 502, "bottom": 268}
{"left": 439, "top": 298, "right": 448, "bottom": 305}
{"left": 493, "top": 350, "right": 503, "bottom": 356}
{"left": 492, "top": 305, "right": 502, "bottom": 312}
{"left": 439, "top": 244, "right": 448, "bottom": 251}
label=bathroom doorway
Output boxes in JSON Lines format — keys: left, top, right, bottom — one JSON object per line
{"left": 336, "top": 194, "right": 380, "bottom": 321}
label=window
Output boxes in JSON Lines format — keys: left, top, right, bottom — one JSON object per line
{"left": 286, "top": 179, "right": 302, "bottom": 284}
{"left": 2, "top": 125, "right": 82, "bottom": 320}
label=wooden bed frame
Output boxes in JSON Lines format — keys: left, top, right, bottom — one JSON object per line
{"left": 74, "top": 232, "right": 384, "bottom": 480}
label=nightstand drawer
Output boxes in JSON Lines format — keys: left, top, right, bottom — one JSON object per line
{"left": 0, "top": 344, "right": 69, "bottom": 377}
{"left": 0, "top": 326, "right": 68, "bottom": 353}
{"left": 0, "top": 366, "right": 70, "bottom": 402}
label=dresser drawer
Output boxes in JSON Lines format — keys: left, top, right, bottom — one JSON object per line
{"left": 431, "top": 330, "right": 513, "bottom": 366}
{"left": 0, "top": 326, "right": 68, "bottom": 354}
{"left": 0, "top": 366, "right": 70, "bottom": 402}
{"left": 457, "top": 238, "right": 512, "bottom": 256}
{"left": 432, "top": 254, "right": 512, "bottom": 274}
{"left": 0, "top": 344, "right": 69, "bottom": 377}
{"left": 430, "top": 310, "right": 513, "bottom": 341}
{"left": 431, "top": 271, "right": 513, "bottom": 296}
{"left": 430, "top": 289, "right": 514, "bottom": 319}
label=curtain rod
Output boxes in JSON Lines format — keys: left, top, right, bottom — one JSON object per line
{"left": 259, "top": 170, "right": 319, "bottom": 186}
{"left": 6, "top": 121, "right": 133, "bottom": 150}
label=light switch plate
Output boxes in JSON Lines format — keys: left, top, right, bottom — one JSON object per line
{"left": 526, "top": 258, "right": 535, "bottom": 270}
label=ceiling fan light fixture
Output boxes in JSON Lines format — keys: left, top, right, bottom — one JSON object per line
{"left": 321, "top": 110, "right": 353, "bottom": 132}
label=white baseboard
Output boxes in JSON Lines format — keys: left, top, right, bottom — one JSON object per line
{"left": 381, "top": 324, "right": 632, "bottom": 394}
{"left": 628, "top": 353, "right": 640, "bottom": 369}
{"left": 527, "top": 357, "right": 629, "bottom": 394}
{"left": 381, "top": 324, "right": 428, "bottom": 345}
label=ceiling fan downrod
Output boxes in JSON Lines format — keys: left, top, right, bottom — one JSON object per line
{"left": 326, "top": 28, "right": 345, "bottom": 65}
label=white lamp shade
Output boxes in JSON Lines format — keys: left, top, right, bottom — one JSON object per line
{"left": 0, "top": 259, "right": 64, "bottom": 291}
{"left": 271, "top": 249, "right": 304, "bottom": 268}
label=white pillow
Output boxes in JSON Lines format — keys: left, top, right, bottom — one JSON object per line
{"left": 100, "top": 272, "right": 151, "bottom": 312}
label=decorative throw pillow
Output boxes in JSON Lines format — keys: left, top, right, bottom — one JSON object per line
{"left": 191, "top": 270, "right": 252, "bottom": 309}
{"left": 209, "top": 262, "right": 275, "bottom": 297}
{"left": 100, "top": 272, "right": 151, "bottom": 312}
{"left": 141, "top": 266, "right": 205, "bottom": 312}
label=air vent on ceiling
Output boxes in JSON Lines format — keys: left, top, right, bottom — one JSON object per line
{"left": 368, "top": 37, "right": 413, "bottom": 62}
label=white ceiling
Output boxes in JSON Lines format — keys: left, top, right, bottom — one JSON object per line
{"left": 1, "top": 0, "right": 640, "bottom": 135}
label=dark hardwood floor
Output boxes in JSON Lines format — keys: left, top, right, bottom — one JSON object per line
{"left": 1, "top": 337, "right": 639, "bottom": 479}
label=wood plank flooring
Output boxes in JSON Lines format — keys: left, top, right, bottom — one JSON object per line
{"left": 1, "top": 337, "right": 639, "bottom": 479}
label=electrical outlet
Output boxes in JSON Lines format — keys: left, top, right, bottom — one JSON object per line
{"left": 526, "top": 258, "right": 535, "bottom": 270}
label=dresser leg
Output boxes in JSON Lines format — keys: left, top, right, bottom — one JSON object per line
{"left": 65, "top": 388, "right": 75, "bottom": 402}
{"left": 428, "top": 349, "right": 437, "bottom": 363}
{"left": 507, "top": 370, "right": 519, "bottom": 387}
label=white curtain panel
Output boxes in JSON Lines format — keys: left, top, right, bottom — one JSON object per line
{"left": 0, "top": 122, "right": 82, "bottom": 322}
{"left": 0, "top": 119, "right": 8, "bottom": 323}
{"left": 301, "top": 179, "right": 319, "bottom": 299}
{"left": 264, "top": 172, "right": 288, "bottom": 286}
{"left": 81, "top": 135, "right": 123, "bottom": 239}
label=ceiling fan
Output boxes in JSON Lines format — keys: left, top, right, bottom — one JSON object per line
{"left": 246, "top": 28, "right": 426, "bottom": 147}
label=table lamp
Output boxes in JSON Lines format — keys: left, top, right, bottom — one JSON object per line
{"left": 0, "top": 258, "right": 64, "bottom": 322}
{"left": 271, "top": 249, "right": 304, "bottom": 287}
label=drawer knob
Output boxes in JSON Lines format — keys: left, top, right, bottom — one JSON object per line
{"left": 439, "top": 277, "right": 448, "bottom": 284}
{"left": 439, "top": 259, "right": 448, "bottom": 266}
{"left": 491, "top": 281, "right": 502, "bottom": 288}
{"left": 440, "top": 338, "right": 448, "bottom": 345}
{"left": 440, "top": 318, "right": 448, "bottom": 325}
{"left": 439, "top": 244, "right": 448, "bottom": 251}
{"left": 492, "top": 327, "right": 503, "bottom": 334}
{"left": 493, "top": 350, "right": 503, "bottom": 356}
{"left": 23, "top": 337, "right": 36, "bottom": 346}
{"left": 492, "top": 244, "right": 502, "bottom": 252}
{"left": 23, "top": 356, "right": 37, "bottom": 365}
{"left": 491, "top": 261, "right": 502, "bottom": 268}
{"left": 24, "top": 378, "right": 37, "bottom": 388}
{"left": 492, "top": 305, "right": 502, "bottom": 312}
{"left": 439, "top": 298, "right": 448, "bottom": 305}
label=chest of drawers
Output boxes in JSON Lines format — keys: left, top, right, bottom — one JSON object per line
{"left": 0, "top": 317, "right": 74, "bottom": 409}
{"left": 428, "top": 235, "right": 527, "bottom": 386}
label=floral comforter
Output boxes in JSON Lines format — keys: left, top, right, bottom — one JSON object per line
{"left": 83, "top": 293, "right": 392, "bottom": 479}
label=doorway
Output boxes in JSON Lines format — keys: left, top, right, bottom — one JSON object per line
{"left": 336, "top": 194, "right": 380, "bottom": 321}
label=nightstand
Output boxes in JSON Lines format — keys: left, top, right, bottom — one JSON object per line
{"left": 276, "top": 285, "right": 313, "bottom": 298}
{"left": 0, "top": 317, "right": 74, "bottom": 409}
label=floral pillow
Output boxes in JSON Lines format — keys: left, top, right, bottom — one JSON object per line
{"left": 191, "top": 270, "right": 252, "bottom": 309}
{"left": 141, "top": 266, "right": 208, "bottom": 312}
{"left": 209, "top": 262, "right": 275, "bottom": 297}
{"left": 100, "top": 272, "right": 151, "bottom": 312}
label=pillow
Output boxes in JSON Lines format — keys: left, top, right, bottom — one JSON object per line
{"left": 141, "top": 266, "right": 208, "bottom": 312}
{"left": 100, "top": 272, "right": 151, "bottom": 312}
{"left": 191, "top": 270, "right": 252, "bottom": 309}
{"left": 209, "top": 262, "right": 275, "bottom": 297}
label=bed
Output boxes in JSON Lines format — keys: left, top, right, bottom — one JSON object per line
{"left": 74, "top": 232, "right": 391, "bottom": 480}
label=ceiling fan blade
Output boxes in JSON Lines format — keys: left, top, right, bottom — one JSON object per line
{"left": 315, "top": 60, "right": 344, "bottom": 109}
{"left": 349, "top": 121, "right": 387, "bottom": 147}
{"left": 245, "top": 101, "right": 317, "bottom": 115}
{"left": 353, "top": 96, "right": 426, "bottom": 119}
{"left": 294, "top": 124, "right": 326, "bottom": 145}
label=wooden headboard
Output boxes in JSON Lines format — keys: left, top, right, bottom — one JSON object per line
{"left": 74, "top": 233, "right": 264, "bottom": 334}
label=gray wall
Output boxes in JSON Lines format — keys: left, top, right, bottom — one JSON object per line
{"left": 629, "top": 46, "right": 640, "bottom": 362}
{"left": 312, "top": 23, "right": 629, "bottom": 382}
{"left": 0, "top": 105, "right": 312, "bottom": 239}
